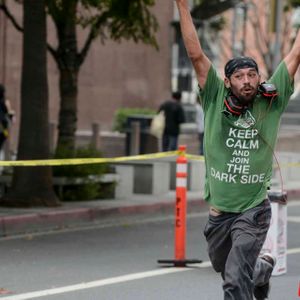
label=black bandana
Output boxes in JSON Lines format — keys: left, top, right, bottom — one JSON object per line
{"left": 224, "top": 57, "right": 259, "bottom": 78}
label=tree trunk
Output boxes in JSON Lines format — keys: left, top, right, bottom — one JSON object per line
{"left": 54, "top": 2, "right": 79, "bottom": 156}
{"left": 56, "top": 68, "right": 78, "bottom": 156}
{"left": 0, "top": 0, "right": 60, "bottom": 207}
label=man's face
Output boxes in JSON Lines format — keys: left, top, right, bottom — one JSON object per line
{"left": 224, "top": 68, "right": 261, "bottom": 105}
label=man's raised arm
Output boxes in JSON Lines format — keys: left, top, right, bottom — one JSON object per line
{"left": 175, "top": 0, "right": 211, "bottom": 89}
{"left": 284, "top": 29, "right": 300, "bottom": 80}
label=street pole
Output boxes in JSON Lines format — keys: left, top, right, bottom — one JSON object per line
{"left": 242, "top": 3, "right": 248, "bottom": 56}
{"left": 231, "top": 5, "right": 238, "bottom": 57}
{"left": 273, "top": 0, "right": 283, "bottom": 72}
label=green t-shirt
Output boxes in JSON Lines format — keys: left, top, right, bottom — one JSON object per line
{"left": 199, "top": 61, "right": 294, "bottom": 212}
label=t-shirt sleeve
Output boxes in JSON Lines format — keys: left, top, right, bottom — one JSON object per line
{"left": 268, "top": 61, "right": 294, "bottom": 114}
{"left": 198, "top": 65, "right": 223, "bottom": 112}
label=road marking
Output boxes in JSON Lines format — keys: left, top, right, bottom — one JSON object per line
{"left": 287, "top": 247, "right": 300, "bottom": 255}
{"left": 287, "top": 216, "right": 300, "bottom": 223}
{"left": 287, "top": 201, "right": 300, "bottom": 207}
{"left": 0, "top": 268, "right": 190, "bottom": 300}
{"left": 2, "top": 248, "right": 300, "bottom": 300}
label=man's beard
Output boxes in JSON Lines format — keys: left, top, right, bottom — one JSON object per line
{"left": 238, "top": 94, "right": 256, "bottom": 105}
{"left": 236, "top": 86, "right": 257, "bottom": 105}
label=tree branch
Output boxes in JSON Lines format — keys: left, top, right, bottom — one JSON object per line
{"left": 0, "top": 1, "right": 59, "bottom": 63}
{"left": 0, "top": 1, "right": 23, "bottom": 32}
{"left": 77, "top": 12, "right": 109, "bottom": 66}
{"left": 77, "top": 29, "right": 96, "bottom": 67}
{"left": 47, "top": 43, "right": 59, "bottom": 62}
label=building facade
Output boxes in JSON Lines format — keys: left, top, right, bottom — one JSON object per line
{"left": 0, "top": 1, "right": 174, "bottom": 153}
{"left": 0, "top": 1, "right": 299, "bottom": 156}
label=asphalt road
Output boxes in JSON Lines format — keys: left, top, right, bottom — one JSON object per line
{"left": 0, "top": 201, "right": 299, "bottom": 300}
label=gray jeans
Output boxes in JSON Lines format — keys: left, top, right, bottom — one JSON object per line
{"left": 203, "top": 199, "right": 273, "bottom": 300}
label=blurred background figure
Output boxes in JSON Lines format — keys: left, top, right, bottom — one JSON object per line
{"left": 159, "top": 91, "right": 185, "bottom": 151}
{"left": 195, "top": 101, "right": 204, "bottom": 155}
{"left": 0, "top": 84, "right": 15, "bottom": 152}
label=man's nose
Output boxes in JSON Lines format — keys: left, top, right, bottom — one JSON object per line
{"left": 243, "top": 75, "right": 251, "bottom": 83}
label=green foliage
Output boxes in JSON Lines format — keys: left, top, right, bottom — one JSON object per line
{"left": 192, "top": 0, "right": 242, "bottom": 20}
{"left": 113, "top": 107, "right": 156, "bottom": 132}
{"left": 53, "top": 147, "right": 108, "bottom": 177}
{"left": 46, "top": 0, "right": 159, "bottom": 48}
{"left": 289, "top": 0, "right": 300, "bottom": 7}
{"left": 52, "top": 146, "right": 114, "bottom": 201}
{"left": 193, "top": 0, "right": 204, "bottom": 5}
{"left": 59, "top": 181, "right": 116, "bottom": 201}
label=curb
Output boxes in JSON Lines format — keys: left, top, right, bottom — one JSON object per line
{"left": 0, "top": 198, "right": 206, "bottom": 238}
{"left": 0, "top": 188, "right": 299, "bottom": 238}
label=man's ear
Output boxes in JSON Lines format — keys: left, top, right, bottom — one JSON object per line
{"left": 224, "top": 77, "right": 231, "bottom": 88}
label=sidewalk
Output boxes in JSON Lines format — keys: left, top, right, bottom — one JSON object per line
{"left": 0, "top": 181, "right": 300, "bottom": 238}
{"left": 0, "top": 191, "right": 207, "bottom": 238}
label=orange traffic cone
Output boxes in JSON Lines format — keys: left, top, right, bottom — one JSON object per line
{"left": 157, "top": 145, "right": 202, "bottom": 267}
